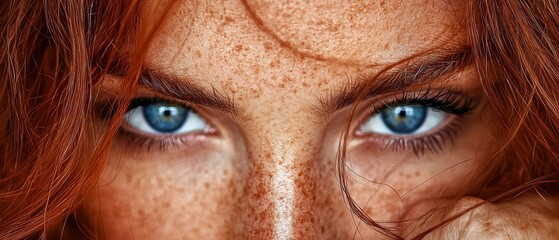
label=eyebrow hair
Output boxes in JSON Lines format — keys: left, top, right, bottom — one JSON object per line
{"left": 139, "top": 69, "right": 238, "bottom": 114}
{"left": 107, "top": 61, "right": 238, "bottom": 115}
{"left": 107, "top": 47, "right": 471, "bottom": 118}
{"left": 322, "top": 46, "right": 473, "bottom": 115}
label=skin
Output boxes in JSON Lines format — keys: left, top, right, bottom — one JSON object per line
{"left": 82, "top": 0, "right": 557, "bottom": 239}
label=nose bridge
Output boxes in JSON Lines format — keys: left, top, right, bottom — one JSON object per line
{"left": 242, "top": 112, "right": 323, "bottom": 239}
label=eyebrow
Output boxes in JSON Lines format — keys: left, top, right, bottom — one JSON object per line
{"left": 107, "top": 47, "right": 471, "bottom": 118}
{"left": 107, "top": 61, "right": 238, "bottom": 115}
{"left": 324, "top": 47, "right": 473, "bottom": 114}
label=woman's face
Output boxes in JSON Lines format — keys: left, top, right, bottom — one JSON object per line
{"left": 87, "top": 0, "right": 497, "bottom": 239}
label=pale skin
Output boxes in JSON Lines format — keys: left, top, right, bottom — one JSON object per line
{"left": 84, "top": 0, "right": 559, "bottom": 239}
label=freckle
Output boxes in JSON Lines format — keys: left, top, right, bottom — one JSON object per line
{"left": 414, "top": 171, "right": 421, "bottom": 177}
{"left": 223, "top": 16, "right": 234, "bottom": 25}
{"left": 204, "top": 182, "right": 210, "bottom": 189}
{"left": 195, "top": 50, "right": 201, "bottom": 58}
{"left": 250, "top": 88, "right": 261, "bottom": 98}
{"left": 269, "top": 59, "right": 280, "bottom": 68}
{"left": 483, "top": 222, "right": 492, "bottom": 231}
{"left": 284, "top": 77, "right": 295, "bottom": 83}
{"left": 234, "top": 44, "right": 243, "bottom": 52}
{"left": 163, "top": 201, "right": 171, "bottom": 209}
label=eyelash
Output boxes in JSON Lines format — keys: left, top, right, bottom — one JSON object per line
{"left": 101, "top": 96, "right": 214, "bottom": 152}
{"left": 100, "top": 88, "right": 477, "bottom": 154}
{"left": 117, "top": 127, "right": 210, "bottom": 152}
{"left": 360, "top": 88, "right": 477, "bottom": 156}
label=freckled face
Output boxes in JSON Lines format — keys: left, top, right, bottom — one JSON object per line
{"left": 86, "top": 0, "right": 497, "bottom": 239}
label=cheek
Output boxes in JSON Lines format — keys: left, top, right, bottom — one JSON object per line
{"left": 342, "top": 159, "right": 477, "bottom": 222}
{"left": 343, "top": 143, "right": 492, "bottom": 222}
{"left": 83, "top": 145, "right": 247, "bottom": 239}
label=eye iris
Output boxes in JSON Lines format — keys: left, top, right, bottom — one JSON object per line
{"left": 380, "top": 105, "right": 427, "bottom": 134}
{"left": 143, "top": 102, "right": 189, "bottom": 133}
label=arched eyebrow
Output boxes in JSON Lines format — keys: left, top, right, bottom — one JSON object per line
{"left": 106, "top": 47, "right": 471, "bottom": 119}
{"left": 138, "top": 68, "right": 238, "bottom": 114}
{"left": 321, "top": 47, "right": 473, "bottom": 116}
{"left": 106, "top": 61, "right": 238, "bottom": 115}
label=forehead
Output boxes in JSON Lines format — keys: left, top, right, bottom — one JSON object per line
{"left": 237, "top": 0, "right": 464, "bottom": 64}
{"left": 145, "top": 0, "right": 464, "bottom": 61}
{"left": 141, "top": 0, "right": 466, "bottom": 112}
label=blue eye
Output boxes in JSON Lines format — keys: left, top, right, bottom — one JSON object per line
{"left": 143, "top": 103, "right": 188, "bottom": 132}
{"left": 381, "top": 105, "right": 427, "bottom": 134}
{"left": 361, "top": 104, "right": 447, "bottom": 135}
{"left": 123, "top": 100, "right": 207, "bottom": 135}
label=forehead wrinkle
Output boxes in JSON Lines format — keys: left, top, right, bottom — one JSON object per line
{"left": 238, "top": 0, "right": 465, "bottom": 66}
{"left": 239, "top": 0, "right": 380, "bottom": 67}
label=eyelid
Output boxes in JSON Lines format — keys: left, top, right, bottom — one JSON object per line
{"left": 98, "top": 90, "right": 210, "bottom": 120}
{"left": 123, "top": 96, "right": 218, "bottom": 134}
{"left": 115, "top": 97, "right": 221, "bottom": 152}
{"left": 357, "top": 108, "right": 453, "bottom": 137}
{"left": 349, "top": 88, "right": 477, "bottom": 155}
{"left": 94, "top": 91, "right": 223, "bottom": 151}
{"left": 355, "top": 88, "right": 476, "bottom": 122}
{"left": 121, "top": 105, "right": 214, "bottom": 136}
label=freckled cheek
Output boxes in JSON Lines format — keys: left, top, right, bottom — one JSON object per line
{"left": 344, "top": 146, "right": 482, "bottom": 221}
{"left": 83, "top": 146, "right": 246, "bottom": 239}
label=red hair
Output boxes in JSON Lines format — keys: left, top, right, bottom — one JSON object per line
{"left": 1, "top": 0, "right": 558, "bottom": 239}
{"left": 340, "top": 0, "right": 559, "bottom": 238}
{"left": 0, "top": 0, "right": 143, "bottom": 238}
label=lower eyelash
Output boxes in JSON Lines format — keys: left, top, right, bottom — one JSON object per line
{"left": 116, "top": 126, "right": 212, "bottom": 153}
{"left": 380, "top": 119, "right": 463, "bottom": 157}
{"left": 355, "top": 87, "right": 478, "bottom": 156}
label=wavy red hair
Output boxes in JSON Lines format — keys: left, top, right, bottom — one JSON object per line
{"left": 1, "top": 0, "right": 558, "bottom": 239}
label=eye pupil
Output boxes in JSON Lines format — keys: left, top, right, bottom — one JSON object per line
{"left": 397, "top": 109, "right": 407, "bottom": 118}
{"left": 381, "top": 105, "right": 427, "bottom": 134}
{"left": 143, "top": 102, "right": 189, "bottom": 133}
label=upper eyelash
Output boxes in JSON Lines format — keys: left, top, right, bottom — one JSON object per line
{"left": 97, "top": 95, "right": 194, "bottom": 120}
{"left": 361, "top": 87, "right": 478, "bottom": 156}
{"left": 127, "top": 97, "right": 192, "bottom": 110}
{"left": 370, "top": 88, "right": 477, "bottom": 116}
{"left": 101, "top": 89, "right": 476, "bottom": 155}
{"left": 97, "top": 96, "right": 212, "bottom": 152}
